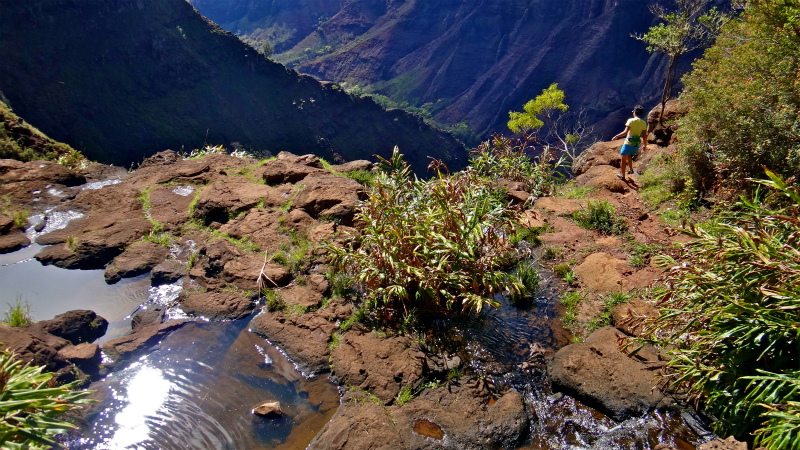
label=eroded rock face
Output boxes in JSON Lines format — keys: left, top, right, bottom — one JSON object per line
{"left": 292, "top": 174, "right": 364, "bottom": 226}
{"left": 104, "top": 241, "right": 170, "bottom": 284}
{"left": 248, "top": 308, "right": 337, "bottom": 375}
{"left": 179, "top": 291, "right": 255, "bottom": 320}
{"left": 102, "top": 321, "right": 189, "bottom": 364}
{"left": 331, "top": 330, "right": 426, "bottom": 404}
{"left": 548, "top": 326, "right": 671, "bottom": 421}
{"left": 221, "top": 254, "right": 292, "bottom": 291}
{"left": 308, "top": 381, "right": 528, "bottom": 450}
{"left": 192, "top": 181, "right": 285, "bottom": 225}
{"left": 151, "top": 260, "right": 188, "bottom": 286}
{"left": 647, "top": 99, "right": 688, "bottom": 147}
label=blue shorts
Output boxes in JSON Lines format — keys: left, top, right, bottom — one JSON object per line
{"left": 620, "top": 144, "right": 639, "bottom": 156}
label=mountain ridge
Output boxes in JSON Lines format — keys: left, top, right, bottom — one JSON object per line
{"left": 0, "top": 0, "right": 466, "bottom": 174}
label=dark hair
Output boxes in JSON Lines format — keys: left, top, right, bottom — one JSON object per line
{"left": 633, "top": 105, "right": 645, "bottom": 116}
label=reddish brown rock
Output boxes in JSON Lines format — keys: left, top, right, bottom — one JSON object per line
{"left": 255, "top": 153, "right": 327, "bottom": 185}
{"left": 192, "top": 181, "right": 285, "bottom": 225}
{"left": 249, "top": 308, "right": 337, "bottom": 375}
{"left": 319, "top": 297, "right": 353, "bottom": 322}
{"left": 697, "top": 437, "right": 749, "bottom": 450}
{"left": 35, "top": 310, "right": 109, "bottom": 345}
{"left": 331, "top": 330, "right": 426, "bottom": 404}
{"left": 102, "top": 320, "right": 188, "bottom": 363}
{"left": 0, "top": 325, "right": 70, "bottom": 371}
{"left": 150, "top": 260, "right": 187, "bottom": 286}
{"left": 611, "top": 299, "right": 660, "bottom": 337}
{"left": 57, "top": 343, "right": 101, "bottom": 373}
{"left": 573, "top": 252, "right": 627, "bottom": 292}
{"left": 105, "top": 241, "right": 170, "bottom": 284}
{"left": 218, "top": 209, "right": 289, "bottom": 253}
{"left": 0, "top": 159, "right": 85, "bottom": 186}
{"left": 575, "top": 165, "right": 629, "bottom": 193}
{"left": 306, "top": 273, "right": 330, "bottom": 296}
{"left": 0, "top": 230, "right": 30, "bottom": 253}
{"left": 281, "top": 285, "right": 323, "bottom": 309}
{"left": 222, "top": 254, "right": 292, "bottom": 291}
{"left": 647, "top": 99, "right": 688, "bottom": 147}
{"left": 292, "top": 174, "right": 364, "bottom": 226}
{"left": 330, "top": 160, "right": 374, "bottom": 173}
{"left": 147, "top": 184, "right": 196, "bottom": 231}
{"left": 534, "top": 197, "right": 588, "bottom": 216}
{"left": 252, "top": 400, "right": 283, "bottom": 417}
{"left": 308, "top": 381, "right": 528, "bottom": 450}
{"left": 548, "top": 326, "right": 671, "bottom": 421}
{"left": 179, "top": 291, "right": 255, "bottom": 320}
{"left": 572, "top": 141, "right": 623, "bottom": 176}
{"left": 0, "top": 212, "right": 14, "bottom": 233}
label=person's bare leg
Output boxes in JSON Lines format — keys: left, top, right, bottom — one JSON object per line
{"left": 619, "top": 155, "right": 627, "bottom": 180}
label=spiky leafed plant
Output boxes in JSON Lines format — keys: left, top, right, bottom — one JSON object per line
{"left": 328, "top": 147, "right": 524, "bottom": 315}
{"left": 0, "top": 350, "right": 93, "bottom": 449}
{"left": 641, "top": 169, "right": 800, "bottom": 449}
{"left": 470, "top": 134, "right": 565, "bottom": 198}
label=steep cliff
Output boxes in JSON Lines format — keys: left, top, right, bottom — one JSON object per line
{"left": 194, "top": 0, "right": 678, "bottom": 138}
{"left": 0, "top": 0, "right": 466, "bottom": 174}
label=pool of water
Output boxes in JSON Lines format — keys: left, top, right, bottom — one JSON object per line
{"left": 1, "top": 239, "right": 711, "bottom": 450}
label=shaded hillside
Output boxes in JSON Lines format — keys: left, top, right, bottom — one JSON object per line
{"left": 0, "top": 100, "right": 79, "bottom": 163}
{"left": 194, "top": 0, "right": 679, "bottom": 138}
{"left": 0, "top": 0, "right": 466, "bottom": 174}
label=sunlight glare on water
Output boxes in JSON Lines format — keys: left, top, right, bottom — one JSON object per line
{"left": 106, "top": 363, "right": 172, "bottom": 449}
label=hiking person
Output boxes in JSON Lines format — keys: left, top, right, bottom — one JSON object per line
{"left": 612, "top": 105, "right": 648, "bottom": 182}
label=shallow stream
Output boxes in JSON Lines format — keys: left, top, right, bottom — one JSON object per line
{"left": 1, "top": 215, "right": 713, "bottom": 449}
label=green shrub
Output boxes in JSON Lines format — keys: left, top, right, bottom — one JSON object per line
{"left": 643, "top": 171, "right": 800, "bottom": 449}
{"left": 679, "top": 1, "right": 800, "bottom": 193}
{"left": 572, "top": 200, "right": 628, "bottom": 235}
{"left": 10, "top": 210, "right": 28, "bottom": 230}
{"left": 639, "top": 153, "right": 688, "bottom": 207}
{"left": 470, "top": 134, "right": 566, "bottom": 197}
{"left": 0, "top": 349, "right": 92, "bottom": 449}
{"left": 328, "top": 147, "right": 524, "bottom": 314}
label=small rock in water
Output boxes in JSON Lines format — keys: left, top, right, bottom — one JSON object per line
{"left": 252, "top": 400, "right": 283, "bottom": 418}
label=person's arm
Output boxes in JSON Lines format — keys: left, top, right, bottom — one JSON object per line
{"left": 640, "top": 129, "right": 647, "bottom": 151}
{"left": 612, "top": 126, "right": 630, "bottom": 141}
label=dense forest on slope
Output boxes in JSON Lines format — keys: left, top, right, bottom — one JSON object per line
{"left": 190, "top": 0, "right": 681, "bottom": 138}
{"left": 0, "top": 0, "right": 466, "bottom": 174}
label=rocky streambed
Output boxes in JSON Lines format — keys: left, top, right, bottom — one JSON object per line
{"left": 0, "top": 146, "right": 731, "bottom": 449}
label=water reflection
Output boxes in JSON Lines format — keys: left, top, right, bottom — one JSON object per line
{"left": 74, "top": 320, "right": 340, "bottom": 450}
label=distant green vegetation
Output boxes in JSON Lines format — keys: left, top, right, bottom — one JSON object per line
{"left": 0, "top": 100, "right": 87, "bottom": 167}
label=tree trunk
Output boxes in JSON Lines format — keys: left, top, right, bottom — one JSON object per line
{"left": 660, "top": 54, "right": 682, "bottom": 125}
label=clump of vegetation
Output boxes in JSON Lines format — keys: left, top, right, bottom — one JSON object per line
{"left": 678, "top": 0, "right": 799, "bottom": 194}
{"left": 329, "top": 147, "right": 527, "bottom": 315}
{"left": 572, "top": 200, "right": 628, "bottom": 235}
{"left": 0, "top": 349, "right": 92, "bottom": 448}
{"left": 0, "top": 100, "right": 88, "bottom": 167}
{"left": 642, "top": 171, "right": 800, "bottom": 449}
{"left": 509, "top": 259, "right": 541, "bottom": 304}
{"left": 560, "top": 290, "right": 584, "bottom": 332}
{"left": 470, "top": 134, "right": 565, "bottom": 197}
{"left": 586, "top": 291, "right": 631, "bottom": 332}
{"left": 3, "top": 298, "right": 33, "bottom": 327}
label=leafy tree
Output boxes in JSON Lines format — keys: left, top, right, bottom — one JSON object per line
{"left": 259, "top": 40, "right": 274, "bottom": 58}
{"left": 679, "top": 0, "right": 800, "bottom": 192}
{"left": 507, "top": 83, "right": 593, "bottom": 161}
{"left": 634, "top": 0, "right": 728, "bottom": 123}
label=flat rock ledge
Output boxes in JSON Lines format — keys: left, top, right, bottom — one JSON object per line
{"left": 308, "top": 380, "right": 528, "bottom": 450}
{"left": 548, "top": 326, "right": 672, "bottom": 421}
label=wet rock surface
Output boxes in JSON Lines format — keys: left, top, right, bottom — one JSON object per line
{"left": 548, "top": 326, "right": 671, "bottom": 421}
{"left": 104, "top": 241, "right": 170, "bottom": 284}
{"left": 331, "top": 330, "right": 427, "bottom": 404}
{"left": 308, "top": 381, "right": 528, "bottom": 450}
{"left": 102, "top": 320, "right": 189, "bottom": 364}
{"left": 179, "top": 291, "right": 255, "bottom": 320}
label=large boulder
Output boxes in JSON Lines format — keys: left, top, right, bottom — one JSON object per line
{"left": 574, "top": 165, "right": 629, "bottom": 193}
{"left": 331, "top": 330, "right": 427, "bottom": 404}
{"left": 248, "top": 307, "right": 338, "bottom": 375}
{"left": 254, "top": 152, "right": 327, "bottom": 185}
{"left": 34, "top": 310, "right": 108, "bottom": 345}
{"left": 0, "top": 230, "right": 30, "bottom": 253}
{"left": 191, "top": 181, "right": 286, "bottom": 225}
{"left": 218, "top": 209, "right": 291, "bottom": 253}
{"left": 647, "top": 99, "right": 688, "bottom": 147}
{"left": 573, "top": 252, "right": 628, "bottom": 293}
{"left": 572, "top": 141, "right": 623, "bottom": 176}
{"left": 221, "top": 254, "right": 292, "bottom": 291}
{"left": 292, "top": 174, "right": 364, "bottom": 226}
{"left": 548, "top": 326, "right": 671, "bottom": 421}
{"left": 308, "top": 381, "right": 529, "bottom": 450}
{"left": 179, "top": 291, "right": 255, "bottom": 320}
{"left": 104, "top": 241, "right": 170, "bottom": 284}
